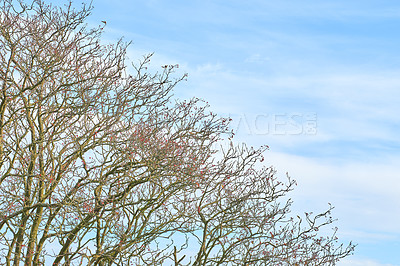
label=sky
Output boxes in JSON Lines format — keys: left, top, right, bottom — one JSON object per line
{"left": 63, "top": 0, "right": 400, "bottom": 264}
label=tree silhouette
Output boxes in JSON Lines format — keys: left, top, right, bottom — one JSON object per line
{"left": 0, "top": 0, "right": 355, "bottom": 265}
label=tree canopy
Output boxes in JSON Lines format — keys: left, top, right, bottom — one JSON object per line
{"left": 0, "top": 0, "right": 355, "bottom": 265}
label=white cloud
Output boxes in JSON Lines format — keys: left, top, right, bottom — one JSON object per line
{"left": 183, "top": 63, "right": 400, "bottom": 141}
{"left": 245, "top": 53, "right": 271, "bottom": 64}
{"left": 263, "top": 150, "right": 400, "bottom": 236}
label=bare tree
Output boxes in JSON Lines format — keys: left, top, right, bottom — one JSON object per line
{"left": 0, "top": 0, "right": 355, "bottom": 265}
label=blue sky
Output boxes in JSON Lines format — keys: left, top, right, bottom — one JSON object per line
{"left": 68, "top": 0, "right": 400, "bottom": 264}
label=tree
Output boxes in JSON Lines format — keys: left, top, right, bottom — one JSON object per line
{"left": 0, "top": 0, "right": 355, "bottom": 265}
